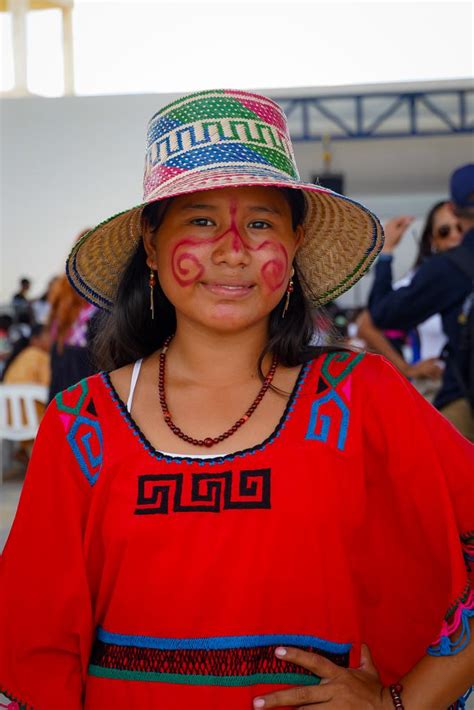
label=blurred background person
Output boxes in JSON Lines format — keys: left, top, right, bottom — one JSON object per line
{"left": 2, "top": 323, "right": 51, "bottom": 389}
{"left": 368, "top": 164, "right": 474, "bottom": 439}
{"left": 31, "top": 276, "right": 58, "bottom": 326}
{"left": 1, "top": 323, "right": 51, "bottom": 477}
{"left": 11, "top": 277, "right": 33, "bottom": 328}
{"left": 0, "top": 314, "right": 13, "bottom": 378}
{"left": 47, "top": 272, "right": 98, "bottom": 401}
{"left": 358, "top": 200, "right": 462, "bottom": 400}
{"left": 446, "top": 163, "right": 474, "bottom": 423}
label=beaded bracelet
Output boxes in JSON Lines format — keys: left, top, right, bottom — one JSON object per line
{"left": 389, "top": 683, "right": 405, "bottom": 709}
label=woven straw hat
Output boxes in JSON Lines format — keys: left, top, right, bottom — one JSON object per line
{"left": 67, "top": 89, "right": 383, "bottom": 310}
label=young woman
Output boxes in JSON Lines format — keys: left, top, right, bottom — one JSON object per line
{"left": 0, "top": 90, "right": 472, "bottom": 710}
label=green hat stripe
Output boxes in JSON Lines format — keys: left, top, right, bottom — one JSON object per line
{"left": 166, "top": 95, "right": 265, "bottom": 126}
{"left": 154, "top": 89, "right": 226, "bottom": 118}
{"left": 250, "top": 144, "right": 298, "bottom": 178}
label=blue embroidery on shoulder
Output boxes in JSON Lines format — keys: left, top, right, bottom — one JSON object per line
{"left": 55, "top": 378, "right": 103, "bottom": 485}
{"left": 305, "top": 351, "right": 364, "bottom": 452}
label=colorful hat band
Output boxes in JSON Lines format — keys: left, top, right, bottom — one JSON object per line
{"left": 143, "top": 91, "right": 299, "bottom": 200}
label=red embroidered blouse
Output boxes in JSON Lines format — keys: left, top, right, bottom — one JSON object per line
{"left": 0, "top": 352, "right": 473, "bottom": 710}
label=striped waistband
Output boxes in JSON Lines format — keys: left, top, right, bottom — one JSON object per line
{"left": 88, "top": 628, "right": 351, "bottom": 687}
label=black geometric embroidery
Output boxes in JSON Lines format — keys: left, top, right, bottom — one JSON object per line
{"left": 86, "top": 398, "right": 97, "bottom": 417}
{"left": 316, "top": 376, "right": 329, "bottom": 394}
{"left": 135, "top": 468, "right": 271, "bottom": 515}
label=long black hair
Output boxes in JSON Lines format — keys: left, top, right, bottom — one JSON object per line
{"left": 93, "top": 188, "right": 342, "bottom": 373}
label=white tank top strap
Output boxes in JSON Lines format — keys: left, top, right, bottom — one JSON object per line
{"left": 125, "top": 357, "right": 229, "bottom": 458}
{"left": 127, "top": 358, "right": 143, "bottom": 414}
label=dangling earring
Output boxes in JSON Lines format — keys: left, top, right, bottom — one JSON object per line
{"left": 282, "top": 267, "right": 295, "bottom": 319}
{"left": 149, "top": 268, "right": 156, "bottom": 319}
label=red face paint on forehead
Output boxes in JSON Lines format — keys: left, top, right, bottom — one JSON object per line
{"left": 170, "top": 200, "right": 290, "bottom": 291}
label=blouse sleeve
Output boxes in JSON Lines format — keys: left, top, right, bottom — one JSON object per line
{"left": 0, "top": 397, "right": 94, "bottom": 710}
{"left": 354, "top": 355, "right": 474, "bottom": 679}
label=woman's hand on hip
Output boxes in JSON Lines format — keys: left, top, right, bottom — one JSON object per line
{"left": 253, "top": 644, "right": 392, "bottom": 709}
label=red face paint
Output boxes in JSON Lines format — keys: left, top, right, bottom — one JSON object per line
{"left": 171, "top": 201, "right": 289, "bottom": 292}
{"left": 259, "top": 242, "right": 288, "bottom": 291}
{"left": 229, "top": 201, "right": 245, "bottom": 254}
{"left": 172, "top": 233, "right": 222, "bottom": 287}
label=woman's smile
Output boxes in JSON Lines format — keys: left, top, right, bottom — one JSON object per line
{"left": 200, "top": 280, "right": 256, "bottom": 298}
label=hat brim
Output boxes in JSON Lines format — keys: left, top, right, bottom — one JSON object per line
{"left": 66, "top": 172, "right": 383, "bottom": 312}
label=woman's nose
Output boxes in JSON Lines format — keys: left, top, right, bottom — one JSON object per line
{"left": 212, "top": 225, "right": 251, "bottom": 264}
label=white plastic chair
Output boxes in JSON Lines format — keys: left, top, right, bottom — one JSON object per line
{"left": 0, "top": 384, "right": 48, "bottom": 482}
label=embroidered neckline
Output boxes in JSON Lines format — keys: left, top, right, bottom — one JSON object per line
{"left": 100, "top": 359, "right": 311, "bottom": 466}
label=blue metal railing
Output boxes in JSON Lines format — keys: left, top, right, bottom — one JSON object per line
{"left": 274, "top": 88, "right": 474, "bottom": 141}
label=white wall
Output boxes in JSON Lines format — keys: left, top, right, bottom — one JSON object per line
{"left": 1, "top": 86, "right": 472, "bottom": 306}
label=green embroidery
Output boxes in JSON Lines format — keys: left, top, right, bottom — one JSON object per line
{"left": 445, "top": 582, "right": 471, "bottom": 621}
{"left": 55, "top": 378, "right": 89, "bottom": 415}
{"left": 88, "top": 665, "right": 319, "bottom": 687}
{"left": 321, "top": 351, "right": 365, "bottom": 387}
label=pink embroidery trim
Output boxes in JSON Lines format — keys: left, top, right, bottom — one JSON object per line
{"left": 434, "top": 588, "right": 474, "bottom": 641}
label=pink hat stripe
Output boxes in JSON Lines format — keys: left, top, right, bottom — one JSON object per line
{"left": 226, "top": 92, "right": 288, "bottom": 135}
{"left": 144, "top": 165, "right": 186, "bottom": 197}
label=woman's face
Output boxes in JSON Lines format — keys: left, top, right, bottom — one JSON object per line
{"left": 143, "top": 186, "right": 303, "bottom": 333}
{"left": 431, "top": 204, "right": 463, "bottom": 252}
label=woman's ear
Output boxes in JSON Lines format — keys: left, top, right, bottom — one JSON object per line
{"left": 141, "top": 215, "right": 157, "bottom": 270}
{"left": 141, "top": 199, "right": 171, "bottom": 269}
{"left": 294, "top": 224, "right": 304, "bottom": 251}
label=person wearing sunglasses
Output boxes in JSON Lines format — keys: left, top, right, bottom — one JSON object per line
{"left": 358, "top": 202, "right": 463, "bottom": 401}
{"left": 433, "top": 219, "right": 464, "bottom": 246}
{"left": 369, "top": 164, "right": 474, "bottom": 440}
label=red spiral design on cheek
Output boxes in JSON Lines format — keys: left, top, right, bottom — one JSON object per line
{"left": 259, "top": 242, "right": 288, "bottom": 292}
{"left": 261, "top": 259, "right": 286, "bottom": 291}
{"left": 173, "top": 252, "right": 204, "bottom": 287}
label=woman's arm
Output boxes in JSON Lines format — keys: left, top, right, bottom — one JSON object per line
{"left": 356, "top": 309, "right": 408, "bottom": 372}
{"left": 0, "top": 392, "right": 95, "bottom": 709}
{"left": 356, "top": 309, "right": 442, "bottom": 380}
{"left": 367, "top": 216, "right": 413, "bottom": 310}
{"left": 253, "top": 629, "right": 474, "bottom": 709}
{"left": 400, "top": 620, "right": 474, "bottom": 708}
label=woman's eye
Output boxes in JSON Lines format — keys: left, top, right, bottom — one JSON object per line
{"left": 191, "top": 218, "right": 214, "bottom": 226}
{"left": 248, "top": 220, "right": 270, "bottom": 229}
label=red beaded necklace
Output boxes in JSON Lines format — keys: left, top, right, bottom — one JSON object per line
{"left": 158, "top": 336, "right": 279, "bottom": 448}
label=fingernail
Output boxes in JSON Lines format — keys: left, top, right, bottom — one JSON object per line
{"left": 275, "top": 646, "right": 287, "bottom": 657}
{"left": 253, "top": 699, "right": 265, "bottom": 708}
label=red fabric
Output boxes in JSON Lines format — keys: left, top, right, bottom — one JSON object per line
{"left": 0, "top": 353, "right": 472, "bottom": 710}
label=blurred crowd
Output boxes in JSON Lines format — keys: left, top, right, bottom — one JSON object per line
{"left": 1, "top": 231, "right": 99, "bottom": 476}
{"left": 1, "top": 164, "right": 473, "bottom": 478}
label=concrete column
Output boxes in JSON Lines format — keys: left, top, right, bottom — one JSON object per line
{"left": 8, "top": 0, "right": 28, "bottom": 95}
{"left": 62, "top": 5, "right": 75, "bottom": 95}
